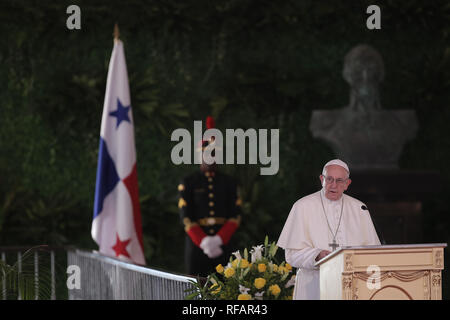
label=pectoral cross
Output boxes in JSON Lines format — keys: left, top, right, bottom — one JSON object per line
{"left": 329, "top": 240, "right": 339, "bottom": 251}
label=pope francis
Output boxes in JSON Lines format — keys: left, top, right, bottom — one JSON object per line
{"left": 277, "top": 159, "right": 380, "bottom": 300}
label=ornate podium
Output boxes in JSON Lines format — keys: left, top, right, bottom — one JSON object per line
{"left": 315, "top": 244, "right": 446, "bottom": 300}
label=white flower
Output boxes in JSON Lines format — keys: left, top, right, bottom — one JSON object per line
{"left": 239, "top": 285, "right": 250, "bottom": 294}
{"left": 250, "top": 245, "right": 264, "bottom": 263}
{"left": 254, "top": 291, "right": 265, "bottom": 300}
{"left": 232, "top": 250, "right": 242, "bottom": 260}
{"left": 285, "top": 275, "right": 296, "bottom": 288}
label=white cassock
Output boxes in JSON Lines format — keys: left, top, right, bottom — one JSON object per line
{"left": 277, "top": 189, "right": 380, "bottom": 300}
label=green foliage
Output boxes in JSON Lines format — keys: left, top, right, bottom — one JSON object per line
{"left": 0, "top": 0, "right": 449, "bottom": 297}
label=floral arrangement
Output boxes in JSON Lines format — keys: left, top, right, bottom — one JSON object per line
{"left": 186, "top": 236, "right": 295, "bottom": 300}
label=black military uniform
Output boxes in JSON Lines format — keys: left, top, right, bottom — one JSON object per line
{"left": 178, "top": 170, "right": 242, "bottom": 277}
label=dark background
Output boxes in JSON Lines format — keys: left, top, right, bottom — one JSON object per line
{"left": 0, "top": 0, "right": 449, "bottom": 298}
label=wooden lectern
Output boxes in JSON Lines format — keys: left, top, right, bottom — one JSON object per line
{"left": 315, "top": 244, "right": 446, "bottom": 300}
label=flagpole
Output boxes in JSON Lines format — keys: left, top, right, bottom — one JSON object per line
{"left": 114, "top": 23, "right": 120, "bottom": 42}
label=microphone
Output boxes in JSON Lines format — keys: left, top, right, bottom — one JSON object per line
{"left": 361, "top": 205, "right": 386, "bottom": 245}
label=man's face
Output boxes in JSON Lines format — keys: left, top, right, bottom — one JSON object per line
{"left": 319, "top": 165, "right": 351, "bottom": 201}
{"left": 198, "top": 150, "right": 216, "bottom": 172}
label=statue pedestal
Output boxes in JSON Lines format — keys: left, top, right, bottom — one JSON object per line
{"left": 346, "top": 170, "right": 442, "bottom": 244}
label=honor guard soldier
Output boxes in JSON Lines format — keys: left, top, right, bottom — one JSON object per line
{"left": 178, "top": 116, "right": 242, "bottom": 277}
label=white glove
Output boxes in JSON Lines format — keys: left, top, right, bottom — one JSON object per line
{"left": 205, "top": 245, "right": 223, "bottom": 259}
{"left": 200, "top": 235, "right": 223, "bottom": 251}
{"left": 200, "top": 235, "right": 223, "bottom": 258}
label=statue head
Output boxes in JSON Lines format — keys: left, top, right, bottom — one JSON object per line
{"left": 342, "top": 44, "right": 384, "bottom": 103}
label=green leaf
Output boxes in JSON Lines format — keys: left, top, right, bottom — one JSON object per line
{"left": 271, "top": 244, "right": 278, "bottom": 257}
{"left": 184, "top": 291, "right": 200, "bottom": 300}
{"left": 281, "top": 272, "right": 290, "bottom": 281}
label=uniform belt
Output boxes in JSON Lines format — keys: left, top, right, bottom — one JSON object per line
{"left": 197, "top": 217, "right": 227, "bottom": 226}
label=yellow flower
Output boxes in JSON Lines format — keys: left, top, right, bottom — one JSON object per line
{"left": 269, "top": 284, "right": 281, "bottom": 296}
{"left": 285, "top": 263, "right": 292, "bottom": 271}
{"left": 232, "top": 259, "right": 239, "bottom": 268}
{"left": 240, "top": 259, "right": 249, "bottom": 268}
{"left": 272, "top": 264, "right": 278, "bottom": 272}
{"left": 216, "top": 264, "right": 224, "bottom": 274}
{"left": 278, "top": 266, "right": 287, "bottom": 274}
{"left": 238, "top": 293, "right": 252, "bottom": 300}
{"left": 224, "top": 267, "right": 235, "bottom": 278}
{"left": 254, "top": 278, "right": 266, "bottom": 289}
{"left": 257, "top": 263, "right": 266, "bottom": 273}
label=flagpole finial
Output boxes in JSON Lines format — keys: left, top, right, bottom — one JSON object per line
{"left": 113, "top": 23, "right": 120, "bottom": 41}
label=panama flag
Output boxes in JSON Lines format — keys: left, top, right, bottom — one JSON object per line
{"left": 91, "top": 38, "right": 146, "bottom": 265}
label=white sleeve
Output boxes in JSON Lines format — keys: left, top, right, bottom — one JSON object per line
{"left": 285, "top": 247, "right": 323, "bottom": 270}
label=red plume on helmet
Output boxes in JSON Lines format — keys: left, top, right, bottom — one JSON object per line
{"left": 206, "top": 116, "right": 215, "bottom": 129}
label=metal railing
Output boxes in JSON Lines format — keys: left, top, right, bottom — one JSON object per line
{"left": 0, "top": 246, "right": 67, "bottom": 300}
{"left": 67, "top": 249, "right": 198, "bottom": 300}
{"left": 1, "top": 247, "right": 198, "bottom": 300}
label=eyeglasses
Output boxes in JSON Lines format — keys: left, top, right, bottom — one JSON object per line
{"left": 323, "top": 175, "right": 348, "bottom": 185}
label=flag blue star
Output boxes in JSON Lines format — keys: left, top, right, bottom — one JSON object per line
{"left": 109, "top": 98, "right": 131, "bottom": 128}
